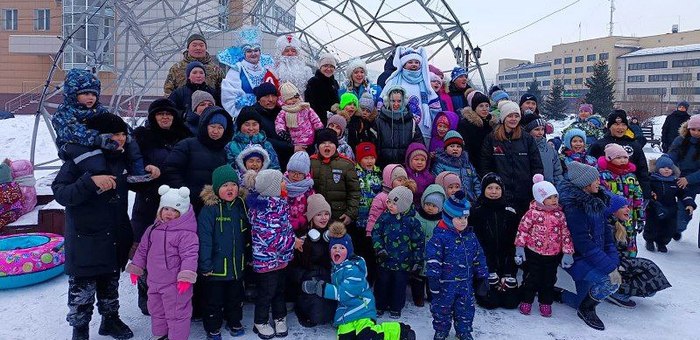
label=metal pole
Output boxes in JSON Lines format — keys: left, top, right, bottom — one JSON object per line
{"left": 439, "top": 0, "right": 487, "bottom": 92}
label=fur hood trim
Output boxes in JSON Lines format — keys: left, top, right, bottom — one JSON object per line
{"left": 648, "top": 158, "right": 681, "bottom": 176}
{"left": 462, "top": 107, "right": 497, "bottom": 128}
{"left": 200, "top": 185, "right": 220, "bottom": 206}
{"left": 679, "top": 121, "right": 689, "bottom": 138}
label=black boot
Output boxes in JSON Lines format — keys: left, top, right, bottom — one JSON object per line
{"left": 577, "top": 293, "right": 605, "bottom": 331}
{"left": 98, "top": 315, "right": 134, "bottom": 339}
{"left": 400, "top": 323, "right": 416, "bottom": 340}
{"left": 656, "top": 242, "right": 668, "bottom": 253}
{"left": 552, "top": 287, "right": 565, "bottom": 303}
{"left": 72, "top": 325, "right": 89, "bottom": 340}
{"left": 645, "top": 241, "right": 656, "bottom": 252}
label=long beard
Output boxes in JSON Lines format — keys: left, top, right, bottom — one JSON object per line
{"left": 276, "top": 56, "right": 310, "bottom": 87}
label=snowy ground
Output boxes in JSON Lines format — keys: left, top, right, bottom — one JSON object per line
{"left": 1, "top": 115, "right": 699, "bottom": 339}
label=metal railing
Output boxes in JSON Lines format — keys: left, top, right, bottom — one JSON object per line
{"left": 4, "top": 83, "right": 58, "bottom": 113}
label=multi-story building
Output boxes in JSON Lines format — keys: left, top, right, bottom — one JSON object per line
{"left": 497, "top": 61, "right": 551, "bottom": 99}
{"left": 497, "top": 28, "right": 700, "bottom": 107}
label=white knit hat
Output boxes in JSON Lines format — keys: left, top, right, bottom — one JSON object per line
{"left": 317, "top": 53, "right": 337, "bottom": 68}
{"left": 158, "top": 185, "right": 191, "bottom": 216}
{"left": 531, "top": 174, "right": 558, "bottom": 204}
{"left": 345, "top": 58, "right": 367, "bottom": 80}
{"left": 279, "top": 82, "right": 300, "bottom": 102}
{"left": 497, "top": 100, "right": 521, "bottom": 123}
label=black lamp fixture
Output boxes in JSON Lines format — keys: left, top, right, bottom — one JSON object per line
{"left": 473, "top": 45, "right": 482, "bottom": 59}
{"left": 454, "top": 46, "right": 463, "bottom": 64}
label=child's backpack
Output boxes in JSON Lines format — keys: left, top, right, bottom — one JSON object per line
{"left": 9, "top": 159, "right": 37, "bottom": 214}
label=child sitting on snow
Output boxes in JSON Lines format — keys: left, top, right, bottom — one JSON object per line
{"left": 275, "top": 82, "right": 324, "bottom": 152}
{"left": 127, "top": 185, "right": 199, "bottom": 340}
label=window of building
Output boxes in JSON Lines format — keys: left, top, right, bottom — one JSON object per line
{"left": 587, "top": 54, "right": 596, "bottom": 61}
{"left": 511, "top": 83, "right": 518, "bottom": 87}
{"left": 575, "top": 67, "right": 583, "bottom": 73}
{"left": 671, "top": 87, "right": 700, "bottom": 95}
{"left": 553, "top": 79, "right": 561, "bottom": 85}
{"left": 586, "top": 66, "right": 594, "bottom": 73}
{"left": 563, "top": 79, "right": 572, "bottom": 85}
{"left": 518, "top": 72, "right": 533, "bottom": 79}
{"left": 648, "top": 73, "right": 692, "bottom": 82}
{"left": 554, "top": 58, "right": 562, "bottom": 65}
{"left": 627, "top": 75, "right": 645, "bottom": 82}
{"left": 542, "top": 80, "right": 551, "bottom": 86}
{"left": 599, "top": 52, "right": 609, "bottom": 60}
{"left": 504, "top": 74, "right": 517, "bottom": 80}
{"left": 672, "top": 59, "right": 700, "bottom": 68}
{"left": 3, "top": 9, "right": 18, "bottom": 31}
{"left": 63, "top": 1, "right": 115, "bottom": 69}
{"left": 575, "top": 78, "right": 583, "bottom": 84}
{"left": 627, "top": 88, "right": 666, "bottom": 96}
{"left": 698, "top": 73, "right": 700, "bottom": 81}
{"left": 575, "top": 56, "right": 584, "bottom": 63}
{"left": 563, "top": 68, "right": 572, "bottom": 74}
{"left": 534, "top": 70, "right": 550, "bottom": 77}
{"left": 498, "top": 76, "right": 504, "bottom": 81}
{"left": 628, "top": 61, "right": 668, "bottom": 70}
{"left": 553, "top": 69, "right": 561, "bottom": 75}
{"left": 564, "top": 57, "right": 572, "bottom": 64}
{"left": 35, "top": 9, "right": 50, "bottom": 31}
{"left": 519, "top": 82, "right": 525, "bottom": 87}
{"left": 501, "top": 83, "right": 509, "bottom": 88}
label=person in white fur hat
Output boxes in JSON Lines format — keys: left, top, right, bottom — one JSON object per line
{"left": 272, "top": 34, "right": 313, "bottom": 95}
{"left": 274, "top": 81, "right": 324, "bottom": 151}
{"left": 379, "top": 46, "right": 441, "bottom": 143}
{"left": 338, "top": 58, "right": 382, "bottom": 106}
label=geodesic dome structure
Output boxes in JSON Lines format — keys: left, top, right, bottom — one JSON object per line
{"left": 33, "top": 0, "right": 485, "bottom": 168}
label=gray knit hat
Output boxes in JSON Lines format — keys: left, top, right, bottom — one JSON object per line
{"left": 254, "top": 169, "right": 284, "bottom": 197}
{"left": 388, "top": 186, "right": 414, "bottom": 214}
{"left": 359, "top": 92, "right": 375, "bottom": 111}
{"left": 287, "top": 151, "right": 311, "bottom": 174}
{"left": 191, "top": 90, "right": 215, "bottom": 111}
{"left": 305, "top": 193, "right": 332, "bottom": 220}
{"left": 567, "top": 162, "right": 600, "bottom": 189}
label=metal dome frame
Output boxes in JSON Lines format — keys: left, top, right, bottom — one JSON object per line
{"left": 31, "top": 0, "right": 486, "bottom": 169}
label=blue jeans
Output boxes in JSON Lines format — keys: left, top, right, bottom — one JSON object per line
{"left": 562, "top": 270, "right": 620, "bottom": 309}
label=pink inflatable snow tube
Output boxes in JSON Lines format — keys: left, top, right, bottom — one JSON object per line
{"left": 10, "top": 160, "right": 37, "bottom": 214}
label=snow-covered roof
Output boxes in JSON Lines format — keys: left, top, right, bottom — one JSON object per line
{"left": 503, "top": 61, "right": 551, "bottom": 73}
{"left": 619, "top": 43, "right": 700, "bottom": 58}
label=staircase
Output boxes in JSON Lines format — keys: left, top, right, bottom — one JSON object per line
{"left": 4, "top": 83, "right": 61, "bottom": 114}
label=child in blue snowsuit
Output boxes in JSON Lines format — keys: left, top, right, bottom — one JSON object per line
{"left": 52, "top": 69, "right": 145, "bottom": 178}
{"left": 431, "top": 130, "right": 481, "bottom": 203}
{"left": 426, "top": 190, "right": 489, "bottom": 340}
{"left": 301, "top": 222, "right": 416, "bottom": 340}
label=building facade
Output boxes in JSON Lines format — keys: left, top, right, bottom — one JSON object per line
{"left": 497, "top": 61, "right": 551, "bottom": 99}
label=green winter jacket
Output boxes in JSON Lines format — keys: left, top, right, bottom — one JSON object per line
{"left": 310, "top": 152, "right": 360, "bottom": 221}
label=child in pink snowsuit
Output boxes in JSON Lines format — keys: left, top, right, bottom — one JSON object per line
{"left": 275, "top": 82, "right": 324, "bottom": 150}
{"left": 127, "top": 185, "right": 199, "bottom": 340}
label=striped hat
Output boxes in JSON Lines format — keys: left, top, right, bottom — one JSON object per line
{"left": 443, "top": 190, "right": 471, "bottom": 219}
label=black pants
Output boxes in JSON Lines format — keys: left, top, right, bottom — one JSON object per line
{"left": 349, "top": 226, "right": 376, "bottom": 286}
{"left": 137, "top": 272, "right": 149, "bottom": 315}
{"left": 409, "top": 274, "right": 431, "bottom": 303}
{"left": 519, "top": 249, "right": 561, "bottom": 305}
{"left": 254, "top": 269, "right": 287, "bottom": 324}
{"left": 375, "top": 268, "right": 409, "bottom": 313}
{"left": 643, "top": 216, "right": 676, "bottom": 246}
{"left": 203, "top": 279, "right": 244, "bottom": 333}
{"left": 67, "top": 273, "right": 120, "bottom": 327}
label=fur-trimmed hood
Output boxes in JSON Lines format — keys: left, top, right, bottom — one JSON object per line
{"left": 679, "top": 121, "right": 689, "bottom": 138}
{"left": 558, "top": 180, "right": 608, "bottom": 216}
{"left": 648, "top": 157, "right": 681, "bottom": 176}
{"left": 200, "top": 184, "right": 246, "bottom": 207}
{"left": 235, "top": 144, "right": 271, "bottom": 172}
{"left": 462, "top": 107, "right": 498, "bottom": 128}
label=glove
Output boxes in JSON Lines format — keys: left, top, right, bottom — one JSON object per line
{"left": 301, "top": 278, "right": 325, "bottom": 297}
{"left": 130, "top": 273, "right": 139, "bottom": 285}
{"left": 177, "top": 281, "right": 191, "bottom": 294}
{"left": 376, "top": 249, "right": 389, "bottom": 260}
{"left": 561, "top": 254, "right": 574, "bottom": 269}
{"left": 476, "top": 279, "right": 489, "bottom": 297}
{"left": 95, "top": 133, "right": 119, "bottom": 150}
{"left": 609, "top": 269, "right": 622, "bottom": 285}
{"left": 514, "top": 246, "right": 526, "bottom": 265}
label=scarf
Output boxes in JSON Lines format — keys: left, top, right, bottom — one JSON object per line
{"left": 240, "top": 59, "right": 266, "bottom": 88}
{"left": 651, "top": 172, "right": 676, "bottom": 182}
{"left": 606, "top": 161, "right": 636, "bottom": 176}
{"left": 284, "top": 176, "right": 314, "bottom": 198}
{"left": 281, "top": 102, "right": 310, "bottom": 128}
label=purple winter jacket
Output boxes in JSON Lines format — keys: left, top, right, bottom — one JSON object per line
{"left": 428, "top": 111, "right": 460, "bottom": 154}
{"left": 405, "top": 143, "right": 435, "bottom": 205}
{"left": 127, "top": 206, "right": 199, "bottom": 286}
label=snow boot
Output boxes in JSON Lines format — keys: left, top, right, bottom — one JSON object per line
{"left": 539, "top": 304, "right": 552, "bottom": 317}
{"left": 226, "top": 322, "right": 245, "bottom": 337}
{"left": 389, "top": 311, "right": 401, "bottom": 319}
{"left": 552, "top": 287, "right": 565, "bottom": 303}
{"left": 433, "top": 331, "right": 449, "bottom": 340}
{"left": 253, "top": 323, "right": 275, "bottom": 339}
{"left": 98, "top": 315, "right": 134, "bottom": 339}
{"left": 518, "top": 302, "right": 532, "bottom": 315}
{"left": 673, "top": 232, "right": 682, "bottom": 241}
{"left": 656, "top": 242, "right": 668, "bottom": 253}
{"left": 72, "top": 325, "right": 89, "bottom": 340}
{"left": 456, "top": 332, "right": 474, "bottom": 340}
{"left": 376, "top": 309, "right": 385, "bottom": 317}
{"left": 606, "top": 294, "right": 637, "bottom": 309}
{"left": 206, "top": 331, "right": 222, "bottom": 340}
{"left": 577, "top": 293, "right": 605, "bottom": 330}
{"left": 273, "top": 317, "right": 288, "bottom": 337}
{"left": 399, "top": 323, "right": 416, "bottom": 340}
{"left": 645, "top": 241, "right": 656, "bottom": 252}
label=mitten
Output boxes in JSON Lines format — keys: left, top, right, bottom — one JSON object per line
{"left": 514, "top": 246, "right": 526, "bottom": 265}
{"left": 609, "top": 269, "right": 622, "bottom": 285}
{"left": 130, "top": 273, "right": 139, "bottom": 285}
{"left": 177, "top": 281, "right": 191, "bottom": 294}
{"left": 94, "top": 133, "right": 119, "bottom": 150}
{"left": 561, "top": 254, "right": 574, "bottom": 269}
{"left": 301, "top": 278, "right": 325, "bottom": 297}
{"left": 476, "top": 279, "right": 489, "bottom": 297}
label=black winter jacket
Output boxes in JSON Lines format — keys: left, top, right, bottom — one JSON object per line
{"left": 470, "top": 196, "right": 519, "bottom": 277}
{"left": 662, "top": 110, "right": 690, "bottom": 152}
{"left": 163, "top": 106, "right": 233, "bottom": 213}
{"left": 168, "top": 81, "right": 219, "bottom": 118}
{"left": 52, "top": 151, "right": 133, "bottom": 277}
{"left": 376, "top": 52, "right": 397, "bottom": 89}
{"left": 589, "top": 133, "right": 651, "bottom": 198}
{"left": 457, "top": 109, "right": 496, "bottom": 171}
{"left": 249, "top": 103, "right": 294, "bottom": 169}
{"left": 374, "top": 109, "right": 423, "bottom": 168}
{"left": 304, "top": 70, "right": 339, "bottom": 127}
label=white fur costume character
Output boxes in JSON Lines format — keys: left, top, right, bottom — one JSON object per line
{"left": 272, "top": 34, "right": 312, "bottom": 96}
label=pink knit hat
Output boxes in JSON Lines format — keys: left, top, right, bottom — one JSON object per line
{"left": 435, "top": 171, "right": 461, "bottom": 191}
{"left": 688, "top": 115, "right": 700, "bottom": 129}
{"left": 604, "top": 143, "right": 628, "bottom": 161}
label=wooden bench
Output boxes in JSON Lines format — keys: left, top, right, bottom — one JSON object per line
{"left": 641, "top": 125, "right": 661, "bottom": 149}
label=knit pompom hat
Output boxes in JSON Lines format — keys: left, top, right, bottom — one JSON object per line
{"left": 604, "top": 143, "right": 628, "bottom": 161}
{"left": 254, "top": 169, "right": 285, "bottom": 197}
{"left": 490, "top": 90, "right": 509, "bottom": 103}
{"left": 279, "top": 82, "right": 300, "bottom": 102}
{"left": 158, "top": 185, "right": 191, "bottom": 216}
{"left": 287, "top": 151, "right": 311, "bottom": 174}
{"left": 532, "top": 174, "right": 558, "bottom": 204}
{"left": 443, "top": 190, "right": 471, "bottom": 219}
{"left": 497, "top": 100, "right": 520, "bottom": 123}
{"left": 563, "top": 128, "right": 587, "bottom": 150}
{"left": 567, "top": 162, "right": 600, "bottom": 189}
{"left": 345, "top": 59, "right": 366, "bottom": 80}
{"left": 339, "top": 93, "right": 359, "bottom": 110}
{"left": 212, "top": 164, "right": 239, "bottom": 194}
{"left": 305, "top": 193, "right": 331, "bottom": 221}
{"left": 359, "top": 92, "right": 375, "bottom": 111}
{"left": 328, "top": 222, "right": 354, "bottom": 257}
{"left": 443, "top": 130, "right": 464, "bottom": 147}
{"left": 435, "top": 171, "right": 460, "bottom": 191}
{"left": 388, "top": 186, "right": 414, "bottom": 214}
{"left": 450, "top": 67, "right": 467, "bottom": 82}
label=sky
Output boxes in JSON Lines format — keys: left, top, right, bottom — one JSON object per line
{"left": 446, "top": 0, "right": 700, "bottom": 85}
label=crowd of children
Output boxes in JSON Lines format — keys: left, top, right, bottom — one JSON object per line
{"left": 53, "top": 65, "right": 683, "bottom": 340}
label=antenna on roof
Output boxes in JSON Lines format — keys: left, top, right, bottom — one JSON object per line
{"left": 608, "top": 0, "right": 615, "bottom": 36}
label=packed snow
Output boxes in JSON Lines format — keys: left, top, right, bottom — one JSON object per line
{"left": 1, "top": 115, "right": 698, "bottom": 340}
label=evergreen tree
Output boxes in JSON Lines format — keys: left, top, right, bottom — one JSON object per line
{"left": 543, "top": 82, "right": 567, "bottom": 120}
{"left": 585, "top": 60, "right": 616, "bottom": 117}
{"left": 526, "top": 78, "right": 542, "bottom": 104}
